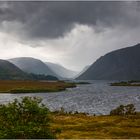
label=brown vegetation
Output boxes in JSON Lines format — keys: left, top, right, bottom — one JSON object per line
{"left": 52, "top": 113, "right": 140, "bottom": 139}
{"left": 0, "top": 80, "right": 76, "bottom": 93}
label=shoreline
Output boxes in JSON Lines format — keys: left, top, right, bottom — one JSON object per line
{"left": 111, "top": 81, "right": 140, "bottom": 86}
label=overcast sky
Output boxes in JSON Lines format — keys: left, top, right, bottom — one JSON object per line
{"left": 0, "top": 1, "right": 140, "bottom": 71}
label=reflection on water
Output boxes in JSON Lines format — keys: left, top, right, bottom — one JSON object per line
{"left": 0, "top": 80, "right": 140, "bottom": 115}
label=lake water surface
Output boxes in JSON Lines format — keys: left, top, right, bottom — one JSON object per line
{"left": 0, "top": 80, "right": 140, "bottom": 115}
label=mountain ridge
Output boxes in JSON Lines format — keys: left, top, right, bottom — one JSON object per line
{"left": 8, "top": 57, "right": 58, "bottom": 77}
{"left": 77, "top": 43, "right": 140, "bottom": 80}
{"left": 0, "top": 59, "right": 29, "bottom": 80}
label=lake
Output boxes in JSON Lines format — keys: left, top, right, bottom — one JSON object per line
{"left": 0, "top": 80, "right": 140, "bottom": 115}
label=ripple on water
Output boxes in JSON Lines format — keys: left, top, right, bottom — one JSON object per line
{"left": 0, "top": 80, "right": 140, "bottom": 115}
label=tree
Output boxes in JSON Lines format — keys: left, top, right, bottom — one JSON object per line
{"left": 0, "top": 96, "right": 58, "bottom": 139}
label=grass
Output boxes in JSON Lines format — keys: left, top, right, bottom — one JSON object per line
{"left": 51, "top": 113, "right": 140, "bottom": 139}
{"left": 0, "top": 80, "right": 76, "bottom": 93}
{"left": 111, "top": 81, "right": 140, "bottom": 86}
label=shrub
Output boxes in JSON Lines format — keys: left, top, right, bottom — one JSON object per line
{"left": 0, "top": 96, "right": 58, "bottom": 139}
{"left": 110, "top": 104, "right": 136, "bottom": 116}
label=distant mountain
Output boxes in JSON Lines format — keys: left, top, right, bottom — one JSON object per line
{"left": 77, "top": 43, "right": 140, "bottom": 80}
{"left": 45, "top": 62, "right": 79, "bottom": 79}
{"left": 0, "top": 59, "right": 28, "bottom": 80}
{"left": 9, "top": 57, "right": 58, "bottom": 77}
{"left": 0, "top": 59, "right": 58, "bottom": 80}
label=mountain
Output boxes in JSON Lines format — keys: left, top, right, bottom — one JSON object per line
{"left": 0, "top": 59, "right": 28, "bottom": 80}
{"left": 77, "top": 43, "right": 140, "bottom": 80}
{"left": 9, "top": 57, "right": 58, "bottom": 77}
{"left": 46, "top": 62, "right": 79, "bottom": 79}
{"left": 75, "top": 65, "right": 90, "bottom": 78}
{"left": 0, "top": 59, "right": 58, "bottom": 80}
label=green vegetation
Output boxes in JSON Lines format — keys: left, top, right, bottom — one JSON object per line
{"left": 128, "top": 80, "right": 140, "bottom": 83}
{"left": 28, "top": 74, "right": 58, "bottom": 81}
{"left": 75, "top": 81, "right": 91, "bottom": 84}
{"left": 111, "top": 80, "right": 140, "bottom": 86}
{"left": 0, "top": 97, "right": 140, "bottom": 139}
{"left": 0, "top": 80, "right": 76, "bottom": 93}
{"left": 0, "top": 97, "right": 58, "bottom": 139}
{"left": 110, "top": 104, "right": 136, "bottom": 116}
{"left": 10, "top": 88, "right": 65, "bottom": 93}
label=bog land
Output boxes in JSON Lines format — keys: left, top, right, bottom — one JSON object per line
{"left": 52, "top": 113, "right": 140, "bottom": 139}
{"left": 0, "top": 80, "right": 76, "bottom": 93}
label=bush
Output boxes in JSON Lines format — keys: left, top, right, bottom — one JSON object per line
{"left": 110, "top": 104, "right": 136, "bottom": 116}
{"left": 0, "top": 96, "right": 57, "bottom": 139}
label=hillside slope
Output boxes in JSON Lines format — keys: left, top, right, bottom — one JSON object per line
{"left": 0, "top": 59, "right": 28, "bottom": 80}
{"left": 9, "top": 57, "right": 58, "bottom": 77}
{"left": 77, "top": 43, "right": 140, "bottom": 80}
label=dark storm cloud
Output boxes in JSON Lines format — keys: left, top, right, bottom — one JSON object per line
{"left": 0, "top": 1, "right": 140, "bottom": 39}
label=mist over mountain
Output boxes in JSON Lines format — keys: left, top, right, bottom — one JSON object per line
{"left": 75, "top": 65, "right": 90, "bottom": 78}
{"left": 0, "top": 59, "right": 28, "bottom": 80}
{"left": 0, "top": 59, "right": 58, "bottom": 80}
{"left": 46, "top": 62, "right": 78, "bottom": 79}
{"left": 77, "top": 44, "right": 140, "bottom": 80}
{"left": 9, "top": 57, "right": 58, "bottom": 77}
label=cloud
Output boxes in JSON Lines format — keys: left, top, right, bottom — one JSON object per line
{"left": 0, "top": 1, "right": 140, "bottom": 39}
{"left": 0, "top": 1, "right": 140, "bottom": 71}
{"left": 1, "top": 23, "right": 140, "bottom": 71}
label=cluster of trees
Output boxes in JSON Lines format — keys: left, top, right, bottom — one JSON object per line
{"left": 0, "top": 97, "right": 59, "bottom": 139}
{"left": 29, "top": 73, "right": 58, "bottom": 81}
